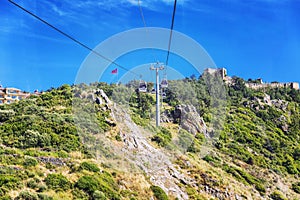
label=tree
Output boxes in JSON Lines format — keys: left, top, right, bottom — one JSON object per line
{"left": 76, "top": 176, "right": 99, "bottom": 195}
{"left": 150, "top": 186, "right": 168, "bottom": 200}
{"left": 136, "top": 92, "right": 154, "bottom": 118}
{"left": 45, "top": 174, "right": 70, "bottom": 191}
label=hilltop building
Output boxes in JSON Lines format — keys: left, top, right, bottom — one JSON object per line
{"left": 291, "top": 82, "right": 300, "bottom": 90}
{"left": 203, "top": 67, "right": 233, "bottom": 84}
{"left": 0, "top": 86, "right": 30, "bottom": 104}
{"left": 204, "top": 68, "right": 227, "bottom": 80}
{"left": 203, "top": 68, "right": 299, "bottom": 90}
{"left": 245, "top": 81, "right": 299, "bottom": 90}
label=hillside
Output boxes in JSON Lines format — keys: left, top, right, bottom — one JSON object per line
{"left": 0, "top": 74, "right": 300, "bottom": 200}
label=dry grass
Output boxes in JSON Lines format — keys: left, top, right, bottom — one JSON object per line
{"left": 69, "top": 151, "right": 84, "bottom": 159}
{"left": 116, "top": 172, "right": 152, "bottom": 199}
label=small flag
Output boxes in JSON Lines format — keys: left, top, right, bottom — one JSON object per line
{"left": 111, "top": 68, "right": 118, "bottom": 74}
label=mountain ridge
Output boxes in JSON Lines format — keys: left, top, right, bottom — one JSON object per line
{"left": 0, "top": 74, "right": 299, "bottom": 199}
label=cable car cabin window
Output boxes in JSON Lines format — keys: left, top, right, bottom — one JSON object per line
{"left": 160, "top": 79, "right": 168, "bottom": 88}
{"left": 139, "top": 81, "right": 147, "bottom": 92}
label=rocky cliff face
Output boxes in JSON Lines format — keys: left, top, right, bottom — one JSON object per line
{"left": 243, "top": 93, "right": 290, "bottom": 132}
{"left": 162, "top": 104, "right": 208, "bottom": 136}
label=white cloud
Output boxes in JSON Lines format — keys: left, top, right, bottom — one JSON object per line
{"left": 0, "top": 17, "right": 30, "bottom": 34}
{"left": 50, "top": 4, "right": 68, "bottom": 16}
{"left": 126, "top": 0, "right": 140, "bottom": 6}
{"left": 5, "top": 0, "right": 191, "bottom": 40}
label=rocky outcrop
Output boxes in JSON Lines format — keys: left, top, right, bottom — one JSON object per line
{"left": 0, "top": 165, "right": 22, "bottom": 171}
{"left": 178, "top": 104, "right": 207, "bottom": 136}
{"left": 264, "top": 93, "right": 288, "bottom": 111}
{"left": 271, "top": 99, "right": 288, "bottom": 111}
{"left": 111, "top": 105, "right": 189, "bottom": 199}
{"left": 75, "top": 89, "right": 112, "bottom": 106}
{"left": 243, "top": 94, "right": 289, "bottom": 132}
{"left": 95, "top": 97, "right": 102, "bottom": 105}
{"left": 95, "top": 89, "right": 112, "bottom": 105}
{"left": 202, "top": 185, "right": 235, "bottom": 200}
{"left": 37, "top": 156, "right": 67, "bottom": 166}
{"left": 162, "top": 104, "right": 208, "bottom": 136}
{"left": 244, "top": 94, "right": 288, "bottom": 112}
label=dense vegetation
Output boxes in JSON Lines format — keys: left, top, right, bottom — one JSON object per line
{"left": 0, "top": 74, "right": 299, "bottom": 199}
{"left": 220, "top": 78, "right": 300, "bottom": 176}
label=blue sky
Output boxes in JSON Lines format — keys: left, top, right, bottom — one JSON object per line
{"left": 0, "top": 0, "right": 299, "bottom": 91}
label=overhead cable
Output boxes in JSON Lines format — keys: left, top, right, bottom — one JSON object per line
{"left": 8, "top": 0, "right": 139, "bottom": 76}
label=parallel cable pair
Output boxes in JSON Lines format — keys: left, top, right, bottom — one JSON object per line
{"left": 137, "top": 0, "right": 177, "bottom": 69}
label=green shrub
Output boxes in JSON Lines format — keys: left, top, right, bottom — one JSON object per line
{"left": 0, "top": 188, "right": 8, "bottom": 197}
{"left": 187, "top": 141, "right": 201, "bottom": 153}
{"left": 283, "top": 155, "right": 298, "bottom": 174}
{"left": 45, "top": 173, "right": 70, "bottom": 190}
{"left": 151, "top": 134, "right": 169, "bottom": 147}
{"left": 115, "top": 134, "right": 122, "bottom": 141}
{"left": 151, "top": 127, "right": 172, "bottom": 147}
{"left": 97, "top": 173, "right": 120, "bottom": 199}
{"left": 37, "top": 185, "right": 47, "bottom": 192}
{"left": 292, "top": 182, "right": 300, "bottom": 194}
{"left": 25, "top": 170, "right": 36, "bottom": 178}
{"left": 79, "top": 161, "right": 100, "bottom": 172}
{"left": 71, "top": 188, "right": 89, "bottom": 199}
{"left": 57, "top": 150, "right": 69, "bottom": 158}
{"left": 270, "top": 191, "right": 287, "bottom": 200}
{"left": 26, "top": 179, "right": 38, "bottom": 189}
{"left": 195, "top": 133, "right": 205, "bottom": 143}
{"left": 75, "top": 176, "right": 100, "bottom": 195}
{"left": 222, "top": 164, "right": 264, "bottom": 193}
{"left": 0, "top": 175, "right": 19, "bottom": 190}
{"left": 75, "top": 174, "right": 120, "bottom": 199}
{"left": 255, "top": 183, "right": 266, "bottom": 194}
{"left": 0, "top": 195, "right": 12, "bottom": 200}
{"left": 37, "top": 194, "right": 53, "bottom": 200}
{"left": 131, "top": 114, "right": 149, "bottom": 127}
{"left": 150, "top": 185, "right": 168, "bottom": 200}
{"left": 15, "top": 191, "right": 38, "bottom": 200}
{"left": 99, "top": 171, "right": 119, "bottom": 191}
{"left": 92, "top": 190, "right": 106, "bottom": 200}
{"left": 214, "top": 141, "right": 224, "bottom": 149}
{"left": 23, "top": 157, "right": 38, "bottom": 167}
{"left": 111, "top": 172, "right": 117, "bottom": 177}
{"left": 45, "top": 163, "right": 55, "bottom": 170}
{"left": 203, "top": 155, "right": 214, "bottom": 162}
{"left": 120, "top": 190, "right": 138, "bottom": 199}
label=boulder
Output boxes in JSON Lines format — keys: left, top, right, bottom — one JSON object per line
{"left": 174, "top": 104, "right": 207, "bottom": 135}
